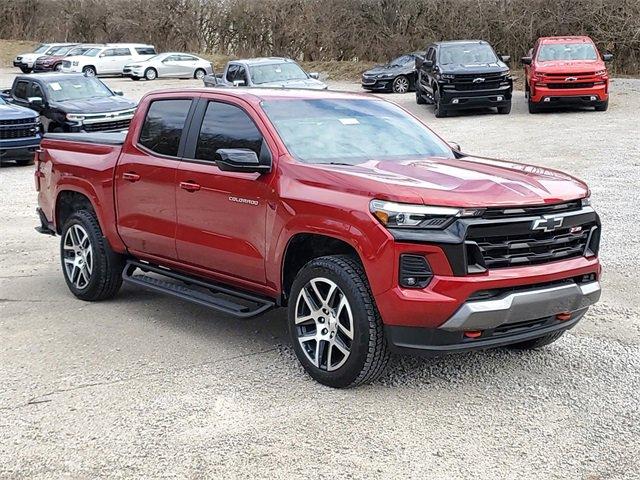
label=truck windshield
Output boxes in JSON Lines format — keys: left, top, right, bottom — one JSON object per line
{"left": 439, "top": 44, "right": 497, "bottom": 65}
{"left": 250, "top": 63, "right": 308, "bottom": 84}
{"left": 51, "top": 45, "right": 75, "bottom": 56}
{"left": 537, "top": 43, "right": 598, "bottom": 61}
{"left": 44, "top": 77, "right": 113, "bottom": 102}
{"left": 261, "top": 98, "right": 453, "bottom": 164}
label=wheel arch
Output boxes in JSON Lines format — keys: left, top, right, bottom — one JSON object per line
{"left": 55, "top": 189, "right": 96, "bottom": 234}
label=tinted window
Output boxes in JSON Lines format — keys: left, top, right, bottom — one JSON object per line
{"left": 102, "top": 49, "right": 116, "bottom": 57}
{"left": 30, "top": 83, "right": 43, "bottom": 98}
{"left": 115, "top": 48, "right": 131, "bottom": 56}
{"left": 139, "top": 99, "right": 192, "bottom": 157}
{"left": 14, "top": 81, "right": 29, "bottom": 99}
{"left": 195, "top": 102, "right": 263, "bottom": 161}
{"left": 135, "top": 47, "right": 156, "bottom": 55}
{"left": 226, "top": 64, "right": 238, "bottom": 82}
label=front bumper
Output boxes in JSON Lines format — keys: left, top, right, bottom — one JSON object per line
{"left": 361, "top": 78, "right": 394, "bottom": 91}
{"left": 440, "top": 83, "right": 512, "bottom": 109}
{"left": 531, "top": 83, "right": 607, "bottom": 104}
{"left": 13, "top": 61, "right": 33, "bottom": 69}
{"left": 0, "top": 136, "right": 42, "bottom": 160}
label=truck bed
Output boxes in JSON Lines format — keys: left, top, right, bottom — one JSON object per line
{"left": 44, "top": 131, "right": 127, "bottom": 145}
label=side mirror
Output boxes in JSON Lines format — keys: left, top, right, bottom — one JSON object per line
{"left": 99, "top": 53, "right": 106, "bottom": 58}
{"left": 603, "top": 53, "right": 614, "bottom": 62}
{"left": 308, "top": 72, "right": 319, "bottom": 79}
{"left": 521, "top": 56, "right": 532, "bottom": 65}
{"left": 448, "top": 141, "right": 461, "bottom": 152}
{"left": 215, "top": 148, "right": 270, "bottom": 174}
{"left": 112, "top": 89, "right": 123, "bottom": 96}
{"left": 232, "top": 79, "right": 246, "bottom": 87}
{"left": 28, "top": 96, "right": 44, "bottom": 107}
{"left": 423, "top": 59, "right": 434, "bottom": 68}
{"left": 500, "top": 55, "right": 511, "bottom": 63}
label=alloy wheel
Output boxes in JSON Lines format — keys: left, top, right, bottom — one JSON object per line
{"left": 62, "top": 224, "right": 93, "bottom": 290}
{"left": 393, "top": 76, "right": 409, "bottom": 93}
{"left": 195, "top": 69, "right": 205, "bottom": 79}
{"left": 294, "top": 277, "right": 354, "bottom": 371}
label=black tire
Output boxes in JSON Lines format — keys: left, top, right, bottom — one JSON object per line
{"left": 20, "top": 67, "right": 31, "bottom": 73}
{"left": 506, "top": 331, "right": 565, "bottom": 350}
{"left": 528, "top": 98, "right": 540, "bottom": 114}
{"left": 288, "top": 255, "right": 390, "bottom": 388}
{"left": 434, "top": 89, "right": 448, "bottom": 118}
{"left": 60, "top": 210, "right": 125, "bottom": 301}
{"left": 415, "top": 87, "right": 426, "bottom": 105}
{"left": 595, "top": 99, "right": 609, "bottom": 112}
{"left": 15, "top": 158, "right": 34, "bottom": 166}
{"left": 144, "top": 68, "right": 157, "bottom": 80}
{"left": 391, "top": 75, "right": 410, "bottom": 94}
{"left": 194, "top": 68, "right": 206, "bottom": 80}
{"left": 497, "top": 102, "right": 512, "bottom": 114}
{"left": 54, "top": 63, "right": 63, "bottom": 72}
{"left": 83, "top": 65, "right": 96, "bottom": 77}
{"left": 49, "top": 125, "right": 64, "bottom": 133}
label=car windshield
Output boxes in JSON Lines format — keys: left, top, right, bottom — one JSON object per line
{"left": 51, "top": 46, "right": 75, "bottom": 56}
{"left": 389, "top": 55, "right": 414, "bottom": 66}
{"left": 83, "top": 48, "right": 101, "bottom": 57}
{"left": 538, "top": 43, "right": 598, "bottom": 61}
{"left": 33, "top": 44, "right": 49, "bottom": 54}
{"left": 250, "top": 63, "right": 308, "bottom": 85}
{"left": 67, "top": 46, "right": 92, "bottom": 56}
{"left": 45, "top": 77, "right": 113, "bottom": 102}
{"left": 261, "top": 98, "right": 453, "bottom": 164}
{"left": 440, "top": 44, "right": 497, "bottom": 65}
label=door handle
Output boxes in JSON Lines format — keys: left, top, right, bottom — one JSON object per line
{"left": 122, "top": 172, "right": 141, "bottom": 182}
{"left": 180, "top": 181, "right": 201, "bottom": 192}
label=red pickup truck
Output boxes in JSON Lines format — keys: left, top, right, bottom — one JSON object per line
{"left": 35, "top": 88, "right": 602, "bottom": 387}
{"left": 522, "top": 36, "right": 613, "bottom": 113}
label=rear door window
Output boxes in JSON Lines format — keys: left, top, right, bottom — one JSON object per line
{"left": 138, "top": 99, "right": 193, "bottom": 157}
{"left": 135, "top": 47, "right": 156, "bottom": 55}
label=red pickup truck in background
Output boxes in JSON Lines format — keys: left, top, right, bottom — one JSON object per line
{"left": 522, "top": 36, "right": 613, "bottom": 113}
{"left": 35, "top": 88, "right": 602, "bottom": 387}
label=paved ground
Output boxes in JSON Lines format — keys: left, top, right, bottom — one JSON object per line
{"left": 1, "top": 68, "right": 639, "bottom": 479}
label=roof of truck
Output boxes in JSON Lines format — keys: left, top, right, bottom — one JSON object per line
{"left": 230, "top": 57, "right": 298, "bottom": 66}
{"left": 539, "top": 36, "right": 594, "bottom": 44}
{"left": 432, "top": 40, "right": 488, "bottom": 46}
{"left": 147, "top": 87, "right": 372, "bottom": 103}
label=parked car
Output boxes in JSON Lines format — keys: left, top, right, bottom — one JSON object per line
{"left": 33, "top": 44, "right": 102, "bottom": 73}
{"left": 361, "top": 53, "right": 421, "bottom": 93}
{"left": 522, "top": 36, "right": 613, "bottom": 113}
{"left": 203, "top": 57, "right": 327, "bottom": 90}
{"left": 60, "top": 44, "right": 157, "bottom": 77}
{"left": 3, "top": 74, "right": 136, "bottom": 133}
{"left": 0, "top": 95, "right": 41, "bottom": 166}
{"left": 34, "top": 88, "right": 601, "bottom": 388}
{"left": 123, "top": 52, "right": 213, "bottom": 81}
{"left": 13, "top": 43, "right": 77, "bottom": 73}
{"left": 415, "top": 40, "right": 513, "bottom": 117}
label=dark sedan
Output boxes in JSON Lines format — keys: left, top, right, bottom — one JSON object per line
{"left": 361, "top": 53, "right": 421, "bottom": 93}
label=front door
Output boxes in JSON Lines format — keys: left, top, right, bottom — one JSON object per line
{"left": 175, "top": 98, "right": 273, "bottom": 284}
{"left": 115, "top": 98, "right": 194, "bottom": 260}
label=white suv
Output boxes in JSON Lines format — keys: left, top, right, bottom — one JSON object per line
{"left": 60, "top": 44, "right": 156, "bottom": 76}
{"left": 14, "top": 43, "right": 77, "bottom": 73}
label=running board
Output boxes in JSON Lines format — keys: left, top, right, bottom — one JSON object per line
{"left": 122, "top": 260, "right": 274, "bottom": 318}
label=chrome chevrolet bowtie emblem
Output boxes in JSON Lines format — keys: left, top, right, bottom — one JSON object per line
{"left": 564, "top": 76, "right": 578, "bottom": 82}
{"left": 473, "top": 77, "right": 485, "bottom": 83}
{"left": 532, "top": 216, "right": 564, "bottom": 232}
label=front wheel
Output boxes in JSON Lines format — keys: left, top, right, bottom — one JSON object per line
{"left": 528, "top": 98, "right": 540, "bottom": 114}
{"left": 415, "top": 87, "right": 426, "bottom": 105}
{"left": 20, "top": 67, "right": 31, "bottom": 73}
{"left": 391, "top": 75, "right": 410, "bottom": 93}
{"left": 497, "top": 102, "right": 512, "bottom": 114}
{"left": 15, "top": 158, "right": 34, "bottom": 166}
{"left": 83, "top": 66, "right": 96, "bottom": 77}
{"left": 144, "top": 68, "right": 157, "bottom": 80}
{"left": 288, "top": 255, "right": 389, "bottom": 388}
{"left": 60, "top": 210, "right": 124, "bottom": 301}
{"left": 434, "top": 89, "right": 448, "bottom": 118}
{"left": 595, "top": 99, "right": 609, "bottom": 112}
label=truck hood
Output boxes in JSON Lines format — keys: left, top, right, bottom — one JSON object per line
{"left": 255, "top": 78, "right": 328, "bottom": 90}
{"left": 0, "top": 102, "right": 39, "bottom": 120}
{"left": 299, "top": 156, "right": 588, "bottom": 207}
{"left": 16, "top": 53, "right": 43, "bottom": 62}
{"left": 51, "top": 96, "right": 137, "bottom": 114}
{"left": 441, "top": 61, "right": 509, "bottom": 75}
{"left": 535, "top": 59, "right": 605, "bottom": 74}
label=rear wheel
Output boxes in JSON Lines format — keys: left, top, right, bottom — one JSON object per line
{"left": 60, "top": 210, "right": 125, "bottom": 301}
{"left": 434, "top": 89, "right": 448, "bottom": 118}
{"left": 506, "top": 331, "right": 565, "bottom": 350}
{"left": 144, "top": 68, "right": 157, "bottom": 80}
{"left": 392, "top": 75, "right": 410, "bottom": 94}
{"left": 194, "top": 68, "right": 206, "bottom": 80}
{"left": 288, "top": 255, "right": 389, "bottom": 388}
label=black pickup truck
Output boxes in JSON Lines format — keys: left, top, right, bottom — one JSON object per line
{"left": 2, "top": 74, "right": 137, "bottom": 133}
{"left": 415, "top": 40, "right": 513, "bottom": 117}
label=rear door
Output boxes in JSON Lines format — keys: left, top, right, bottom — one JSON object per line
{"left": 160, "top": 55, "right": 184, "bottom": 77}
{"left": 174, "top": 97, "right": 274, "bottom": 285}
{"left": 115, "top": 97, "right": 196, "bottom": 260}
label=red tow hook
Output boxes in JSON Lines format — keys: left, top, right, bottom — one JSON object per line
{"left": 464, "top": 330, "right": 482, "bottom": 339}
{"left": 556, "top": 312, "right": 572, "bottom": 322}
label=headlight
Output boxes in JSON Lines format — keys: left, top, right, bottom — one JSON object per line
{"left": 581, "top": 196, "right": 592, "bottom": 207}
{"left": 66, "top": 113, "right": 85, "bottom": 122}
{"left": 369, "top": 200, "right": 484, "bottom": 229}
{"left": 440, "top": 73, "right": 455, "bottom": 80}
{"left": 595, "top": 69, "right": 607, "bottom": 77}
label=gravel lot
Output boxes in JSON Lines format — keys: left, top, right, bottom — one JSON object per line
{"left": 1, "top": 68, "right": 639, "bottom": 479}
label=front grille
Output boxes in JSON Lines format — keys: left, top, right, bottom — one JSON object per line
{"left": 545, "top": 72, "right": 595, "bottom": 78}
{"left": 0, "top": 126, "right": 38, "bottom": 139}
{"left": 453, "top": 81, "right": 501, "bottom": 91}
{"left": 0, "top": 117, "right": 36, "bottom": 126}
{"left": 548, "top": 82, "right": 595, "bottom": 89}
{"left": 482, "top": 200, "right": 582, "bottom": 219}
{"left": 62, "top": 60, "right": 71, "bottom": 68}
{"left": 467, "top": 222, "right": 595, "bottom": 269}
{"left": 83, "top": 119, "right": 131, "bottom": 132}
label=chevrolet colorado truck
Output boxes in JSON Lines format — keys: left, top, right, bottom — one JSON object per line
{"left": 35, "top": 88, "right": 602, "bottom": 388}
{"left": 522, "top": 36, "right": 613, "bottom": 113}
{"left": 415, "top": 40, "right": 512, "bottom": 117}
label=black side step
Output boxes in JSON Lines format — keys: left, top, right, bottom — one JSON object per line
{"left": 122, "top": 260, "right": 275, "bottom": 318}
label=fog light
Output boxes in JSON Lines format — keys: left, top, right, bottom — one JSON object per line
{"left": 496, "top": 95, "right": 503, "bottom": 101}
{"left": 452, "top": 99, "right": 459, "bottom": 104}
{"left": 543, "top": 97, "right": 551, "bottom": 102}
{"left": 464, "top": 330, "right": 482, "bottom": 339}
{"left": 590, "top": 96, "right": 597, "bottom": 101}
